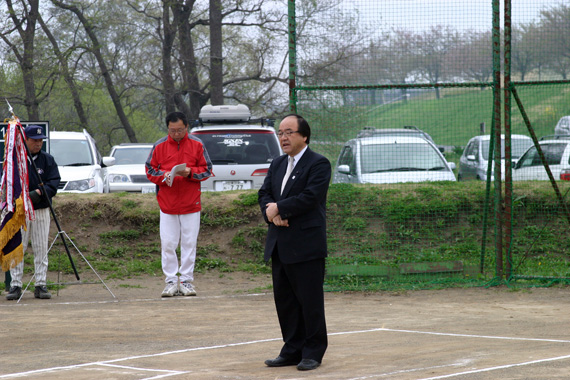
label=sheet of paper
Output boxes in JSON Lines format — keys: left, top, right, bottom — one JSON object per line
{"left": 166, "top": 163, "right": 187, "bottom": 186}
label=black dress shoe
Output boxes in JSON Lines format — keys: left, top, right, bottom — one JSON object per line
{"left": 297, "top": 358, "right": 320, "bottom": 371}
{"left": 264, "top": 356, "right": 298, "bottom": 367}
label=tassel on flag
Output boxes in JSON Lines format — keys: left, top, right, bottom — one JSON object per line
{"left": 0, "top": 116, "right": 33, "bottom": 272}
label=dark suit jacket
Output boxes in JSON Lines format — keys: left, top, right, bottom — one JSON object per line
{"left": 258, "top": 147, "right": 331, "bottom": 264}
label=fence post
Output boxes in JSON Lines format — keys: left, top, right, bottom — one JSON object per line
{"left": 288, "top": 0, "right": 297, "bottom": 113}
{"left": 492, "top": 0, "right": 503, "bottom": 279}
{"left": 504, "top": 0, "right": 513, "bottom": 279}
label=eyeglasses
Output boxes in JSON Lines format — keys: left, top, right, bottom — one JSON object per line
{"left": 277, "top": 130, "right": 300, "bottom": 138}
{"left": 168, "top": 128, "right": 187, "bottom": 134}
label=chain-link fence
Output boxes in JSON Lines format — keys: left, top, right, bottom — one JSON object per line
{"left": 286, "top": 0, "right": 570, "bottom": 290}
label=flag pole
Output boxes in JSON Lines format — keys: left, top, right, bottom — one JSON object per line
{"left": 5, "top": 101, "right": 80, "bottom": 280}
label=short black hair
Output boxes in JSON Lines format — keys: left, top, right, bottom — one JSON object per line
{"left": 282, "top": 113, "right": 311, "bottom": 144}
{"left": 165, "top": 111, "right": 188, "bottom": 128}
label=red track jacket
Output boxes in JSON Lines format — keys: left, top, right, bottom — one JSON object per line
{"left": 146, "top": 133, "right": 213, "bottom": 214}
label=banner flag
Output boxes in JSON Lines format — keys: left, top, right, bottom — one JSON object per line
{"left": 0, "top": 118, "right": 33, "bottom": 271}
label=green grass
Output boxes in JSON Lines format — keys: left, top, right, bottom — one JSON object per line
{"left": 300, "top": 84, "right": 570, "bottom": 166}
{"left": 10, "top": 180, "right": 570, "bottom": 292}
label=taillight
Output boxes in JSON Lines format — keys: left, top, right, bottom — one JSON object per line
{"left": 251, "top": 168, "right": 268, "bottom": 176}
{"left": 560, "top": 169, "right": 570, "bottom": 181}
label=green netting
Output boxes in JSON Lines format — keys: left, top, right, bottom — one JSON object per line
{"left": 288, "top": 0, "right": 570, "bottom": 290}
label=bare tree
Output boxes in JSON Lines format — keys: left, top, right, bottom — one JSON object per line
{"left": 449, "top": 30, "right": 492, "bottom": 87}
{"left": 209, "top": 0, "right": 223, "bottom": 105}
{"left": 414, "top": 25, "right": 461, "bottom": 99}
{"left": 1, "top": 0, "right": 44, "bottom": 119}
{"left": 539, "top": 4, "right": 570, "bottom": 79}
{"left": 512, "top": 23, "right": 539, "bottom": 81}
{"left": 540, "top": 4, "right": 570, "bottom": 61}
{"left": 50, "top": 0, "right": 138, "bottom": 142}
{"left": 37, "top": 12, "right": 89, "bottom": 131}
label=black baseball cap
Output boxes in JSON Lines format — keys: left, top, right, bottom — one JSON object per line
{"left": 24, "top": 125, "right": 47, "bottom": 139}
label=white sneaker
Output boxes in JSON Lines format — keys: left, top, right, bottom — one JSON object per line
{"left": 179, "top": 281, "right": 196, "bottom": 296}
{"left": 161, "top": 282, "right": 178, "bottom": 297}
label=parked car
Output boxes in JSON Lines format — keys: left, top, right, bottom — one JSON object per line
{"left": 332, "top": 135, "right": 456, "bottom": 184}
{"left": 554, "top": 116, "right": 570, "bottom": 136}
{"left": 49, "top": 130, "right": 115, "bottom": 193}
{"left": 356, "top": 125, "right": 436, "bottom": 143}
{"left": 458, "top": 134, "right": 532, "bottom": 181}
{"left": 106, "top": 143, "right": 154, "bottom": 193}
{"left": 356, "top": 125, "right": 447, "bottom": 150}
{"left": 190, "top": 104, "right": 282, "bottom": 191}
{"left": 513, "top": 137, "right": 570, "bottom": 181}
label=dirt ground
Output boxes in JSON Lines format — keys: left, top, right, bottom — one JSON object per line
{"left": 3, "top": 269, "right": 570, "bottom": 379}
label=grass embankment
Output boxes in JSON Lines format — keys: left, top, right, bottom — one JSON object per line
{"left": 5, "top": 181, "right": 569, "bottom": 292}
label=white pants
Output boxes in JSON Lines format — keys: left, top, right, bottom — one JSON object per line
{"left": 160, "top": 211, "right": 200, "bottom": 284}
{"left": 10, "top": 208, "right": 50, "bottom": 287}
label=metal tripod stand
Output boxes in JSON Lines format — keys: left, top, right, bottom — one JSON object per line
{"left": 4, "top": 102, "right": 115, "bottom": 302}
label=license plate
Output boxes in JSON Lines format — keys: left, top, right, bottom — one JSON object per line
{"left": 215, "top": 181, "right": 252, "bottom": 191}
{"left": 142, "top": 186, "right": 156, "bottom": 194}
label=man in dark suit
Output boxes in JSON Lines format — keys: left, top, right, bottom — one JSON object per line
{"left": 258, "top": 114, "right": 331, "bottom": 371}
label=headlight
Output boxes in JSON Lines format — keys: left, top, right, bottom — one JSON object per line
{"left": 108, "top": 174, "right": 130, "bottom": 183}
{"left": 65, "top": 178, "right": 96, "bottom": 191}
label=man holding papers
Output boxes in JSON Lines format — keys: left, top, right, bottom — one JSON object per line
{"left": 146, "top": 111, "right": 213, "bottom": 297}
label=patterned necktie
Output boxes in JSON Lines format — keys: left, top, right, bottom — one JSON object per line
{"left": 281, "top": 156, "right": 294, "bottom": 195}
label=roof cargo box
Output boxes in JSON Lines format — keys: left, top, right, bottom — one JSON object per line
{"left": 199, "top": 104, "right": 251, "bottom": 123}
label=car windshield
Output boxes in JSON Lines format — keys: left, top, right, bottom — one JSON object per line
{"left": 192, "top": 130, "right": 280, "bottom": 164}
{"left": 112, "top": 147, "right": 152, "bottom": 165}
{"left": 481, "top": 138, "right": 532, "bottom": 159}
{"left": 50, "top": 139, "right": 94, "bottom": 166}
{"left": 360, "top": 142, "right": 446, "bottom": 173}
{"left": 517, "top": 142, "right": 568, "bottom": 168}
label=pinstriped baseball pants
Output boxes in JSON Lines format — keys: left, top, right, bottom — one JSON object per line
{"left": 10, "top": 208, "right": 51, "bottom": 287}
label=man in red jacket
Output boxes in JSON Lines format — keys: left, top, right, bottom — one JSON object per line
{"left": 146, "top": 111, "right": 213, "bottom": 297}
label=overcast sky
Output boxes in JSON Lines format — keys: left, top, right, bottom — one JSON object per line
{"left": 340, "top": 0, "right": 566, "bottom": 32}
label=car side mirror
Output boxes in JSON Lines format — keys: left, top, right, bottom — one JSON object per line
{"left": 102, "top": 156, "right": 116, "bottom": 167}
{"left": 447, "top": 162, "right": 456, "bottom": 170}
{"left": 337, "top": 164, "right": 351, "bottom": 174}
{"left": 466, "top": 154, "right": 476, "bottom": 161}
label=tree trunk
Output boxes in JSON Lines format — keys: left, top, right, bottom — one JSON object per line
{"left": 5, "top": 0, "right": 40, "bottom": 119}
{"left": 209, "top": 0, "right": 223, "bottom": 105}
{"left": 38, "top": 15, "right": 89, "bottom": 131}
{"left": 171, "top": 0, "right": 204, "bottom": 119}
{"left": 51, "top": 0, "right": 138, "bottom": 143}
{"left": 162, "top": 0, "right": 177, "bottom": 114}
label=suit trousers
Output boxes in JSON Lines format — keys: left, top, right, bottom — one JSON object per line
{"left": 159, "top": 210, "right": 200, "bottom": 284}
{"left": 10, "top": 208, "right": 51, "bottom": 287}
{"left": 271, "top": 251, "right": 328, "bottom": 362}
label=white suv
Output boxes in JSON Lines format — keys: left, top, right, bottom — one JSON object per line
{"left": 49, "top": 130, "right": 115, "bottom": 193}
{"left": 190, "top": 104, "right": 282, "bottom": 191}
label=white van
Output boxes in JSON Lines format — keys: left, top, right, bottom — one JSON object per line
{"left": 49, "top": 130, "right": 115, "bottom": 193}
{"left": 190, "top": 105, "right": 282, "bottom": 191}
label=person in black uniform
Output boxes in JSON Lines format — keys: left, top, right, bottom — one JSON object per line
{"left": 6, "top": 125, "right": 60, "bottom": 300}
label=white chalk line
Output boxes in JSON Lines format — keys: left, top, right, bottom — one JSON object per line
{"left": 0, "top": 292, "right": 271, "bottom": 308}
{"left": 96, "top": 363, "right": 190, "bottom": 380}
{"left": 346, "top": 360, "right": 469, "bottom": 379}
{"left": 416, "top": 353, "right": 570, "bottom": 380}
{"left": 377, "top": 327, "right": 570, "bottom": 344}
{"left": 3, "top": 327, "right": 570, "bottom": 379}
